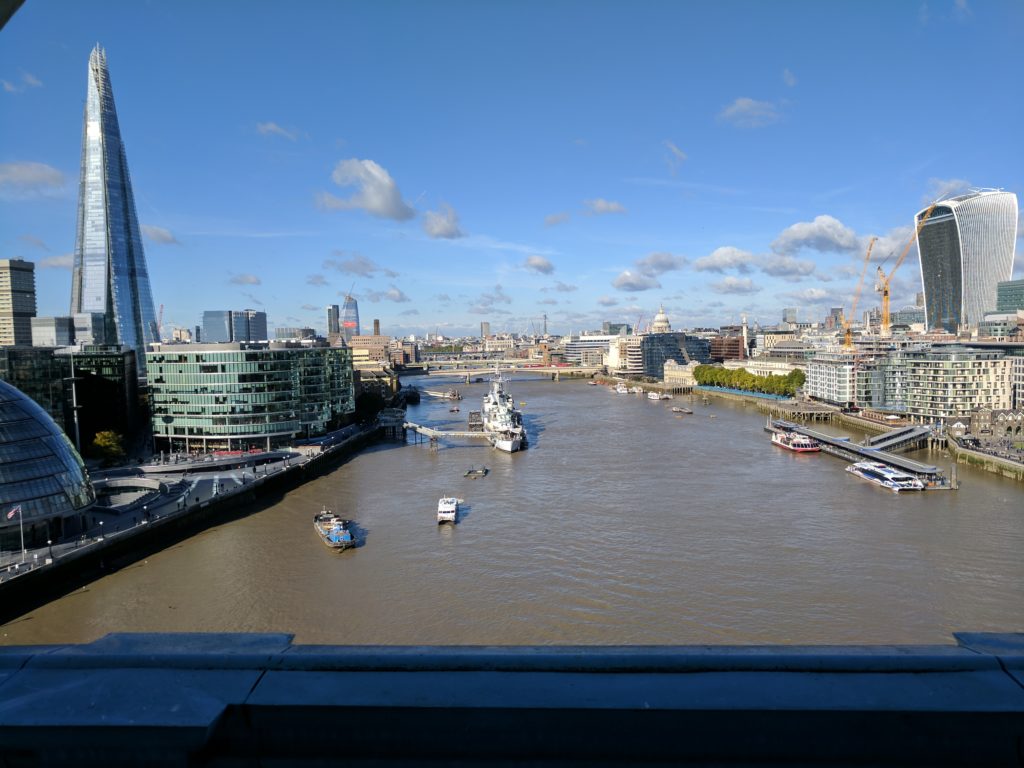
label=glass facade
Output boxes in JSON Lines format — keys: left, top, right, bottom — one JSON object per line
{"left": 917, "top": 191, "right": 1018, "bottom": 333}
{"left": 0, "top": 378, "right": 95, "bottom": 550}
{"left": 148, "top": 343, "right": 356, "bottom": 452}
{"left": 996, "top": 279, "right": 1024, "bottom": 312}
{"left": 70, "top": 46, "right": 158, "bottom": 379}
{"left": 341, "top": 295, "right": 360, "bottom": 344}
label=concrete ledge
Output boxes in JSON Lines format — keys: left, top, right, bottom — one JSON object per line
{"left": 0, "top": 632, "right": 1022, "bottom": 766}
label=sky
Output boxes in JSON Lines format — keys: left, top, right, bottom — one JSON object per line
{"left": 1, "top": 1, "right": 1022, "bottom": 338}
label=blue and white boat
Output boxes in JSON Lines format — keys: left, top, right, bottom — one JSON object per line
{"left": 845, "top": 462, "right": 924, "bottom": 493}
{"left": 314, "top": 508, "right": 356, "bottom": 549}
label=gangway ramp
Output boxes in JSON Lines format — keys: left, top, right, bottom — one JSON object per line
{"left": 866, "top": 424, "right": 933, "bottom": 452}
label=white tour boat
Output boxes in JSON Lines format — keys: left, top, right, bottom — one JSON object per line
{"left": 845, "top": 461, "right": 925, "bottom": 492}
{"left": 437, "top": 496, "right": 459, "bottom": 524}
{"left": 771, "top": 431, "right": 822, "bottom": 453}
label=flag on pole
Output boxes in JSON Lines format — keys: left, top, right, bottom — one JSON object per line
{"left": 7, "top": 505, "right": 21, "bottom": 520}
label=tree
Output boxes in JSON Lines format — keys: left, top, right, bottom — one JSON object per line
{"left": 91, "top": 430, "right": 126, "bottom": 465}
{"left": 354, "top": 391, "right": 386, "bottom": 423}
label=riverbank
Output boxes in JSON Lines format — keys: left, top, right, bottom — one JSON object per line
{"left": 0, "top": 425, "right": 381, "bottom": 623}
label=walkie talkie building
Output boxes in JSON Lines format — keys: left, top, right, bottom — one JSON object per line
{"left": 916, "top": 190, "right": 1017, "bottom": 333}
{"left": 70, "top": 45, "right": 159, "bottom": 377}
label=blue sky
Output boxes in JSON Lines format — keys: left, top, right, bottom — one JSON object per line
{"left": 1, "top": 1, "right": 1021, "bottom": 338}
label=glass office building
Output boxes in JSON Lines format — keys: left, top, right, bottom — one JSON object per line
{"left": 70, "top": 46, "right": 158, "bottom": 378}
{"left": 916, "top": 190, "right": 1017, "bottom": 333}
{"left": 0, "top": 378, "right": 95, "bottom": 550}
{"left": 341, "top": 294, "right": 360, "bottom": 344}
{"left": 148, "top": 343, "right": 355, "bottom": 452}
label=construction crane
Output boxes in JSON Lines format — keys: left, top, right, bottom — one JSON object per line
{"left": 875, "top": 201, "right": 938, "bottom": 337}
{"left": 843, "top": 237, "right": 876, "bottom": 350}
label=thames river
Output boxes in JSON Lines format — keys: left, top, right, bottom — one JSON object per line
{"left": 3, "top": 378, "right": 1022, "bottom": 646}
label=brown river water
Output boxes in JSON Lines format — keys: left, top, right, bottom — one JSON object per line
{"left": 3, "top": 377, "right": 1022, "bottom": 646}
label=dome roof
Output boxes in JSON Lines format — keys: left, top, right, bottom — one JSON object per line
{"left": 650, "top": 304, "right": 672, "bottom": 333}
{"left": 0, "top": 379, "right": 94, "bottom": 530}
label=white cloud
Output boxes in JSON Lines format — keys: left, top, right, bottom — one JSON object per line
{"left": 256, "top": 122, "right": 298, "bottom": 141}
{"left": 423, "top": 203, "right": 464, "bottom": 239}
{"left": 636, "top": 251, "right": 688, "bottom": 276}
{"left": 0, "top": 161, "right": 65, "bottom": 199}
{"left": 711, "top": 276, "right": 760, "bottom": 294}
{"left": 37, "top": 253, "right": 73, "bottom": 270}
{"left": 229, "top": 273, "right": 261, "bottom": 285}
{"left": 539, "top": 298, "right": 558, "bottom": 306}
{"left": 782, "top": 287, "right": 833, "bottom": 302}
{"left": 323, "top": 252, "right": 398, "bottom": 278}
{"left": 544, "top": 212, "right": 570, "bottom": 227}
{"left": 301, "top": 303, "right": 319, "bottom": 311}
{"left": 306, "top": 274, "right": 328, "bottom": 286}
{"left": 141, "top": 224, "right": 180, "bottom": 245}
{"left": 663, "top": 140, "right": 687, "bottom": 175}
{"left": 760, "top": 254, "right": 817, "bottom": 278}
{"left": 553, "top": 281, "right": 577, "bottom": 293}
{"left": 584, "top": 198, "right": 626, "bottom": 215}
{"left": 21, "top": 71, "right": 42, "bottom": 88}
{"left": 771, "top": 215, "right": 859, "bottom": 255}
{"left": 1, "top": 80, "right": 15, "bottom": 93}
{"left": 318, "top": 158, "right": 415, "bottom": 221}
{"left": 18, "top": 234, "right": 48, "bottom": 250}
{"left": 366, "top": 285, "right": 411, "bottom": 303}
{"left": 400, "top": 309, "right": 420, "bottom": 316}
{"left": 718, "top": 97, "right": 780, "bottom": 128}
{"left": 782, "top": 68, "right": 797, "bottom": 87}
{"left": 597, "top": 295, "right": 619, "bottom": 307}
{"left": 613, "top": 270, "right": 660, "bottom": 292}
{"left": 524, "top": 255, "right": 555, "bottom": 274}
{"left": 693, "top": 246, "right": 756, "bottom": 273}
{"left": 436, "top": 293, "right": 452, "bottom": 302}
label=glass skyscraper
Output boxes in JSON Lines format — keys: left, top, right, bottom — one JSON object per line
{"left": 70, "top": 45, "right": 158, "bottom": 378}
{"left": 341, "top": 294, "right": 360, "bottom": 344}
{"left": 916, "top": 190, "right": 1018, "bottom": 333}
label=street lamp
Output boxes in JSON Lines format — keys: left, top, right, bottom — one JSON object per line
{"left": 47, "top": 539, "right": 53, "bottom": 560}
{"left": 98, "top": 521, "right": 104, "bottom": 540}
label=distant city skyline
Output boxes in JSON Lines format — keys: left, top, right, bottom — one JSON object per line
{"left": 1, "top": 2, "right": 1021, "bottom": 337}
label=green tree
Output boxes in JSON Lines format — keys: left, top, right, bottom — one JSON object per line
{"left": 91, "top": 430, "right": 126, "bottom": 465}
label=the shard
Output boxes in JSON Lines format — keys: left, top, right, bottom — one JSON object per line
{"left": 70, "top": 45, "right": 158, "bottom": 377}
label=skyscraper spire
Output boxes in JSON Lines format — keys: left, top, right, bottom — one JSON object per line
{"left": 71, "top": 45, "right": 158, "bottom": 377}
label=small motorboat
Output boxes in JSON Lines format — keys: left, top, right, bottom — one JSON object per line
{"left": 449, "top": 405, "right": 460, "bottom": 413}
{"left": 464, "top": 466, "right": 489, "bottom": 478}
{"left": 313, "top": 508, "right": 355, "bottom": 550}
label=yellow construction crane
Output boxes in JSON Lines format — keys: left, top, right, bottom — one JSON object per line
{"left": 875, "top": 201, "right": 939, "bottom": 337}
{"left": 843, "top": 237, "right": 876, "bottom": 350}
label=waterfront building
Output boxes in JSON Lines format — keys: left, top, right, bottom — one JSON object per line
{"left": 662, "top": 359, "right": 699, "bottom": 389}
{"left": 607, "top": 335, "right": 644, "bottom": 377}
{"left": 341, "top": 294, "right": 360, "bottom": 344}
{"left": 805, "top": 349, "right": 859, "bottom": 408}
{"left": 969, "top": 408, "right": 1024, "bottom": 441}
{"left": 0, "top": 259, "right": 36, "bottom": 347}
{"left": 891, "top": 306, "right": 926, "bottom": 327}
{"left": 31, "top": 317, "right": 75, "bottom": 347}
{"left": 916, "top": 190, "right": 1018, "bottom": 333}
{"left": 0, "top": 377, "right": 95, "bottom": 550}
{"left": 326, "top": 304, "right": 340, "bottom": 336}
{"left": 563, "top": 335, "right": 615, "bottom": 366}
{"left": 148, "top": 342, "right": 355, "bottom": 452}
{"left": 642, "top": 333, "right": 710, "bottom": 378}
{"left": 348, "top": 334, "right": 391, "bottom": 369}
{"left": 70, "top": 46, "right": 159, "bottom": 377}
{"left": 483, "top": 335, "right": 516, "bottom": 353}
{"left": 725, "top": 358, "right": 803, "bottom": 378}
{"left": 899, "top": 346, "right": 1011, "bottom": 423}
{"left": 996, "top": 279, "right": 1024, "bottom": 313}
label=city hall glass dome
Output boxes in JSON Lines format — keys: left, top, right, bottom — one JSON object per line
{"left": 0, "top": 378, "right": 94, "bottom": 544}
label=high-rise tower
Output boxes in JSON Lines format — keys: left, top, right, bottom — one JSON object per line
{"left": 326, "top": 304, "right": 340, "bottom": 336}
{"left": 916, "top": 190, "right": 1017, "bottom": 333}
{"left": 70, "top": 45, "right": 158, "bottom": 376}
{"left": 341, "top": 294, "right": 360, "bottom": 344}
